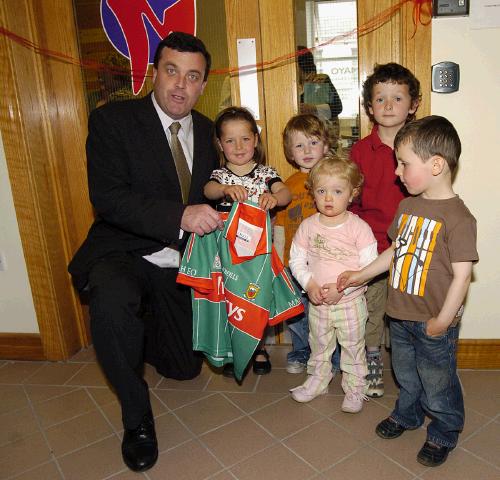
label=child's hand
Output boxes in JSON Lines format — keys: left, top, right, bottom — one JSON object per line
{"left": 306, "top": 278, "right": 323, "bottom": 305}
{"left": 258, "top": 192, "right": 278, "bottom": 211}
{"left": 425, "top": 317, "right": 448, "bottom": 337}
{"left": 222, "top": 185, "right": 248, "bottom": 202}
{"left": 337, "top": 270, "right": 363, "bottom": 292}
{"left": 321, "top": 283, "right": 343, "bottom": 305}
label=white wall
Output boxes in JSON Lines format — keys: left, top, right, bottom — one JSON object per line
{"left": 0, "top": 132, "right": 38, "bottom": 333}
{"left": 432, "top": 17, "right": 500, "bottom": 338}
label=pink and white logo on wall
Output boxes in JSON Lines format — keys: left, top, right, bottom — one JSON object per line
{"left": 101, "top": 0, "right": 197, "bottom": 95}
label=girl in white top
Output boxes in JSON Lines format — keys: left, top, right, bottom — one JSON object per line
{"left": 289, "top": 156, "right": 377, "bottom": 413}
{"left": 204, "top": 106, "right": 291, "bottom": 376}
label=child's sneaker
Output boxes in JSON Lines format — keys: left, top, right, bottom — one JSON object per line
{"left": 286, "top": 360, "right": 306, "bottom": 374}
{"left": 290, "top": 384, "right": 328, "bottom": 403}
{"left": 341, "top": 391, "right": 367, "bottom": 413}
{"left": 366, "top": 352, "right": 384, "bottom": 397}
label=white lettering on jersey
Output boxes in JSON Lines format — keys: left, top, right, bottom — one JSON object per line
{"left": 227, "top": 301, "right": 246, "bottom": 322}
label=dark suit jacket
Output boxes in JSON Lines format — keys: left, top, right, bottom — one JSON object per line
{"left": 69, "top": 93, "right": 218, "bottom": 292}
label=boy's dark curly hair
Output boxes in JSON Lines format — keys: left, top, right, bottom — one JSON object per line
{"left": 362, "top": 63, "right": 421, "bottom": 123}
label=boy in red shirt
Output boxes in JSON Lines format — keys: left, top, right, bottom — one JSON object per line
{"left": 350, "top": 63, "right": 421, "bottom": 397}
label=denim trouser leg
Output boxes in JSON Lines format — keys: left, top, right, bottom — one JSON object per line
{"left": 390, "top": 318, "right": 464, "bottom": 448}
{"left": 287, "top": 290, "right": 311, "bottom": 364}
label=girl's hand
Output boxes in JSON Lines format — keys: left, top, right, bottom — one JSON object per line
{"left": 306, "top": 278, "right": 323, "bottom": 305}
{"left": 258, "top": 192, "right": 278, "bottom": 211}
{"left": 321, "top": 283, "right": 343, "bottom": 305}
{"left": 222, "top": 185, "right": 248, "bottom": 202}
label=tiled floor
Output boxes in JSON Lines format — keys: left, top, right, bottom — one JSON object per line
{"left": 0, "top": 346, "right": 499, "bottom": 480}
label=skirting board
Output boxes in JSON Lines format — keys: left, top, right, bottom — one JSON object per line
{"left": 0, "top": 334, "right": 499, "bottom": 368}
{"left": 457, "top": 340, "right": 500, "bottom": 369}
{"left": 0, "top": 333, "right": 45, "bottom": 361}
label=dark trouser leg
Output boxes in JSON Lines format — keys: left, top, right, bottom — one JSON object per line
{"left": 88, "top": 254, "right": 151, "bottom": 430}
{"left": 144, "top": 264, "right": 202, "bottom": 380}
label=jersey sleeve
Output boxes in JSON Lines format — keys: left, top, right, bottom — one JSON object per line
{"left": 177, "top": 231, "right": 219, "bottom": 292}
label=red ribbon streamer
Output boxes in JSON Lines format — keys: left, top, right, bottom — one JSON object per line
{"left": 0, "top": 0, "right": 432, "bottom": 82}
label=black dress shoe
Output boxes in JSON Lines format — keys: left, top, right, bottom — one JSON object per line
{"left": 222, "top": 363, "right": 234, "bottom": 378}
{"left": 122, "top": 412, "right": 158, "bottom": 472}
{"left": 417, "top": 441, "right": 452, "bottom": 467}
{"left": 253, "top": 349, "right": 271, "bottom": 375}
{"left": 375, "top": 417, "right": 407, "bottom": 439}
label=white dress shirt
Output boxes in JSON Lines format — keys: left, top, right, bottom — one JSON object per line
{"left": 143, "top": 93, "right": 194, "bottom": 268}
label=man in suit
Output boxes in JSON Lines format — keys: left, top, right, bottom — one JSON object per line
{"left": 69, "top": 32, "right": 223, "bottom": 472}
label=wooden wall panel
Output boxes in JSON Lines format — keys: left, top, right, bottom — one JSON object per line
{"left": 357, "top": 0, "right": 431, "bottom": 138}
{"left": 258, "top": 0, "right": 298, "bottom": 180}
{"left": 0, "top": 0, "right": 92, "bottom": 359}
{"left": 223, "top": 0, "right": 267, "bottom": 152}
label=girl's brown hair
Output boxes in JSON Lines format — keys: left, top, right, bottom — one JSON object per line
{"left": 214, "top": 106, "right": 265, "bottom": 166}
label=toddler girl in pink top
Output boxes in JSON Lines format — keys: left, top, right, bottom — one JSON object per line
{"left": 289, "top": 156, "right": 377, "bottom": 413}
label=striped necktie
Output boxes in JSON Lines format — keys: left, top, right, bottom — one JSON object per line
{"left": 169, "top": 122, "right": 191, "bottom": 204}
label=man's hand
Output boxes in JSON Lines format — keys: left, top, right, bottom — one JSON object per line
{"left": 258, "top": 193, "right": 278, "bottom": 211}
{"left": 306, "top": 278, "right": 323, "bottom": 305}
{"left": 222, "top": 185, "right": 248, "bottom": 203}
{"left": 181, "top": 204, "right": 224, "bottom": 236}
{"left": 337, "top": 270, "right": 365, "bottom": 292}
{"left": 321, "top": 283, "right": 343, "bottom": 305}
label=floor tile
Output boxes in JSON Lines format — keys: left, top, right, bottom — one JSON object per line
{"left": 65, "top": 363, "right": 110, "bottom": 387}
{"left": 9, "top": 461, "right": 63, "bottom": 480}
{"left": 57, "top": 435, "right": 123, "bottom": 480}
{"left": 69, "top": 346, "right": 97, "bottom": 363}
{"left": 0, "top": 431, "right": 52, "bottom": 479}
{"left": 148, "top": 439, "right": 222, "bottom": 480}
{"left": 44, "top": 409, "right": 113, "bottom": 457}
{"left": 24, "top": 385, "right": 79, "bottom": 404}
{"left": 230, "top": 443, "right": 316, "bottom": 480}
{"left": 155, "top": 365, "right": 213, "bottom": 391}
{"left": 86, "top": 386, "right": 119, "bottom": 407}
{"left": 32, "top": 388, "right": 95, "bottom": 428}
{"left": 154, "top": 412, "right": 193, "bottom": 452}
{"left": 152, "top": 388, "right": 212, "bottom": 410}
{"left": 205, "top": 369, "right": 259, "bottom": 392}
{"left": 223, "top": 391, "right": 286, "bottom": 414}
{"left": 330, "top": 397, "right": 393, "bottom": 442}
{"left": 322, "top": 444, "right": 414, "bottom": 479}
{"left": 201, "top": 416, "right": 275, "bottom": 467}
{"left": 174, "top": 393, "right": 244, "bottom": 435}
{"left": 305, "top": 394, "right": 344, "bottom": 417}
{"left": 460, "top": 407, "right": 495, "bottom": 444}
{"left": 459, "top": 370, "right": 500, "bottom": 396}
{"left": 0, "top": 362, "right": 46, "bottom": 384}
{"left": 0, "top": 406, "right": 39, "bottom": 446}
{"left": 107, "top": 470, "right": 148, "bottom": 479}
{"left": 0, "top": 385, "right": 29, "bottom": 414}
{"left": 22, "top": 362, "right": 83, "bottom": 385}
{"left": 464, "top": 394, "right": 500, "bottom": 418}
{"left": 251, "top": 397, "right": 323, "bottom": 440}
{"left": 256, "top": 368, "right": 308, "bottom": 393}
{"left": 283, "top": 418, "right": 362, "bottom": 471}
{"left": 460, "top": 420, "right": 500, "bottom": 466}
{"left": 370, "top": 428, "right": 429, "bottom": 476}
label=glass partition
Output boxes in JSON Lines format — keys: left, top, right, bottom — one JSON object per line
{"left": 295, "top": 0, "right": 360, "bottom": 149}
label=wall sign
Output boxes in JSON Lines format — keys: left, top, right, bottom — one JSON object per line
{"left": 101, "top": 0, "right": 197, "bottom": 95}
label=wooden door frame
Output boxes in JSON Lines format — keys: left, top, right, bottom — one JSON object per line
{"left": 0, "top": 0, "right": 92, "bottom": 360}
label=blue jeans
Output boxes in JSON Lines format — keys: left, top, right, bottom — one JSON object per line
{"left": 389, "top": 317, "right": 464, "bottom": 448}
{"left": 287, "top": 286, "right": 340, "bottom": 370}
